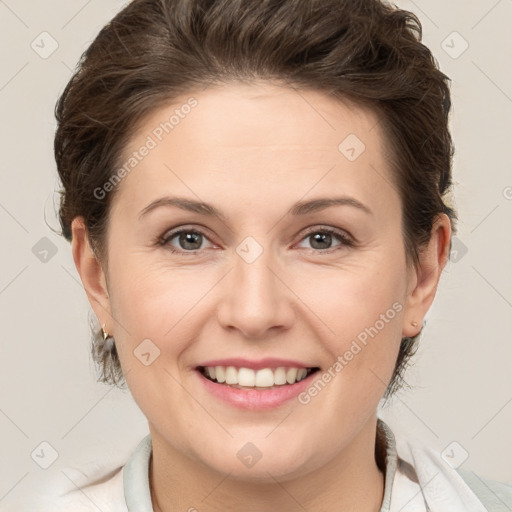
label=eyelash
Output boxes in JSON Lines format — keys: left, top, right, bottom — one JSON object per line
{"left": 156, "top": 225, "right": 355, "bottom": 255}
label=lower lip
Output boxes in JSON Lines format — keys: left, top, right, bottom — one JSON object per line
{"left": 195, "top": 369, "right": 318, "bottom": 411}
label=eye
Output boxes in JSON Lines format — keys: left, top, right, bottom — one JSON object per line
{"left": 159, "top": 228, "right": 214, "bottom": 254}
{"left": 296, "top": 227, "right": 354, "bottom": 253}
{"left": 158, "top": 225, "right": 354, "bottom": 255}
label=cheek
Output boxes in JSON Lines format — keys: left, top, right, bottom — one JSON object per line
{"left": 304, "top": 253, "right": 406, "bottom": 335}
{"left": 106, "top": 254, "right": 224, "bottom": 377}
{"left": 301, "top": 251, "right": 407, "bottom": 387}
{"left": 109, "top": 255, "right": 205, "bottom": 330}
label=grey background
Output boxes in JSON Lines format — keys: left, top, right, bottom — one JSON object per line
{"left": 0, "top": 0, "right": 511, "bottom": 509}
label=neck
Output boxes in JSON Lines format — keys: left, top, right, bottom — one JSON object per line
{"left": 150, "top": 416, "right": 385, "bottom": 512}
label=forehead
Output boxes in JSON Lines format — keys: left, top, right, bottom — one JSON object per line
{"left": 111, "top": 81, "right": 397, "bottom": 218}
{"left": 139, "top": 81, "right": 380, "bottom": 149}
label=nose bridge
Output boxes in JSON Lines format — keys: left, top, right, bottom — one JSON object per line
{"left": 217, "top": 237, "right": 294, "bottom": 337}
{"left": 236, "top": 246, "right": 276, "bottom": 303}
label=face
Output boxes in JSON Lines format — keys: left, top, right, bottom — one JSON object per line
{"left": 77, "top": 81, "right": 434, "bottom": 482}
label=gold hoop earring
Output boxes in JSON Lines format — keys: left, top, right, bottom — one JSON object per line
{"left": 101, "top": 323, "right": 115, "bottom": 352}
{"left": 102, "top": 323, "right": 111, "bottom": 341}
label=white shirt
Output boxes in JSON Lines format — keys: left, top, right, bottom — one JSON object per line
{"left": 33, "top": 418, "right": 511, "bottom": 511}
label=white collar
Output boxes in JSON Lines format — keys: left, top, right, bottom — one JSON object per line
{"left": 123, "top": 418, "right": 493, "bottom": 511}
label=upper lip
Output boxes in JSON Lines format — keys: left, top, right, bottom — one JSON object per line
{"left": 196, "top": 358, "right": 318, "bottom": 371}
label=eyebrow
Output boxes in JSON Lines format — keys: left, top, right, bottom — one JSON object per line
{"left": 138, "top": 195, "right": 373, "bottom": 221}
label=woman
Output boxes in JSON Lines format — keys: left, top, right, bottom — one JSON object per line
{"left": 46, "top": 0, "right": 511, "bottom": 510}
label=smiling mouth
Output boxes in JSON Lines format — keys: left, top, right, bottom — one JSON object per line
{"left": 197, "top": 365, "right": 321, "bottom": 390}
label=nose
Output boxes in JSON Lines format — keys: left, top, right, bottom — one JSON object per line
{"left": 216, "top": 246, "right": 296, "bottom": 340}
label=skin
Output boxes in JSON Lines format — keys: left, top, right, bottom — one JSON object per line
{"left": 72, "top": 81, "right": 451, "bottom": 512}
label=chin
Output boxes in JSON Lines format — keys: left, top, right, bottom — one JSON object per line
{"left": 199, "top": 443, "right": 317, "bottom": 483}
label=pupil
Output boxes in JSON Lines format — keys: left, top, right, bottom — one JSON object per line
{"left": 311, "top": 232, "right": 331, "bottom": 249}
{"left": 180, "top": 232, "right": 201, "bottom": 250}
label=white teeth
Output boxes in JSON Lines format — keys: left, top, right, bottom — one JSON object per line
{"left": 255, "top": 368, "right": 274, "bottom": 387}
{"left": 225, "top": 366, "right": 238, "bottom": 385}
{"left": 238, "top": 367, "right": 255, "bottom": 387}
{"left": 286, "top": 367, "right": 298, "bottom": 384}
{"left": 202, "top": 365, "right": 313, "bottom": 388}
{"left": 274, "top": 367, "right": 287, "bottom": 385}
{"left": 215, "top": 366, "right": 226, "bottom": 383}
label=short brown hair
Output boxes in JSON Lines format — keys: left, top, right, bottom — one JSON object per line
{"left": 54, "top": 0, "right": 457, "bottom": 400}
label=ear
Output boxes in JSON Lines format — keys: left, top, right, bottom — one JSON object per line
{"left": 71, "top": 217, "right": 113, "bottom": 334}
{"left": 402, "top": 213, "right": 452, "bottom": 338}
